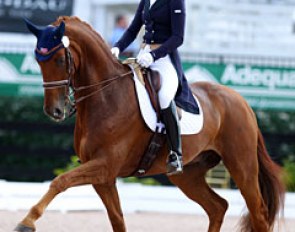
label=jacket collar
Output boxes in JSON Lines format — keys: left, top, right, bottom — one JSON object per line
{"left": 150, "top": 0, "right": 169, "bottom": 11}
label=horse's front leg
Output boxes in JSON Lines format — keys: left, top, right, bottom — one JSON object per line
{"left": 15, "top": 160, "right": 110, "bottom": 232}
{"left": 93, "top": 183, "right": 126, "bottom": 232}
{"left": 14, "top": 186, "right": 59, "bottom": 232}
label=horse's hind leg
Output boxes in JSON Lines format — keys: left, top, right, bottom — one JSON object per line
{"left": 222, "top": 146, "right": 269, "bottom": 231}
{"left": 92, "top": 184, "right": 126, "bottom": 232}
{"left": 168, "top": 153, "right": 228, "bottom": 232}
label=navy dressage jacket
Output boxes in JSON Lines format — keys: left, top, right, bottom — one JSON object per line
{"left": 115, "top": 0, "right": 199, "bottom": 114}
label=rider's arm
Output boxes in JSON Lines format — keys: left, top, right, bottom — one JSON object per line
{"left": 114, "top": 0, "right": 144, "bottom": 53}
{"left": 150, "top": 0, "right": 185, "bottom": 61}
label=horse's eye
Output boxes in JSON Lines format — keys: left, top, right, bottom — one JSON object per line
{"left": 56, "top": 57, "right": 66, "bottom": 67}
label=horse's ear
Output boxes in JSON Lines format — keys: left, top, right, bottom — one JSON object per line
{"left": 24, "top": 18, "right": 41, "bottom": 38}
{"left": 56, "top": 21, "right": 65, "bottom": 38}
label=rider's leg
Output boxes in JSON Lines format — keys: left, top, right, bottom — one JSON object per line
{"left": 160, "top": 101, "right": 183, "bottom": 175}
{"left": 150, "top": 55, "right": 183, "bottom": 175}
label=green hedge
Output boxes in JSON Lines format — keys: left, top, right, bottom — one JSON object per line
{"left": 256, "top": 110, "right": 295, "bottom": 163}
{"left": 283, "top": 157, "right": 295, "bottom": 192}
{"left": 0, "top": 96, "right": 74, "bottom": 181}
{"left": 0, "top": 96, "right": 294, "bottom": 185}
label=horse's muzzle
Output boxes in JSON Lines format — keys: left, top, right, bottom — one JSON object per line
{"left": 43, "top": 106, "right": 65, "bottom": 122}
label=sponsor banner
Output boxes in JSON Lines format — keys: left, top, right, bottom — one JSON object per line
{"left": 0, "top": 0, "right": 73, "bottom": 33}
{"left": 0, "top": 53, "right": 43, "bottom": 96}
{"left": 0, "top": 52, "right": 295, "bottom": 110}
{"left": 184, "top": 62, "right": 295, "bottom": 111}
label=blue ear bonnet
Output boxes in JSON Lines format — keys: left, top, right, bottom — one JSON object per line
{"left": 25, "top": 19, "right": 65, "bottom": 62}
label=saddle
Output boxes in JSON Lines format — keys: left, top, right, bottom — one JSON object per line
{"left": 123, "top": 58, "right": 165, "bottom": 176}
{"left": 123, "top": 58, "right": 161, "bottom": 118}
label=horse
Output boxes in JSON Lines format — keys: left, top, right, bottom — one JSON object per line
{"left": 15, "top": 16, "right": 284, "bottom": 232}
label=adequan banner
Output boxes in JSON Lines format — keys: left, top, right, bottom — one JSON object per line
{"left": 0, "top": 0, "right": 73, "bottom": 33}
{"left": 1, "top": 51, "right": 295, "bottom": 110}
{"left": 0, "top": 52, "right": 43, "bottom": 96}
{"left": 184, "top": 62, "right": 295, "bottom": 111}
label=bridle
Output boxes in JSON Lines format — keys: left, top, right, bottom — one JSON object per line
{"left": 42, "top": 46, "right": 134, "bottom": 119}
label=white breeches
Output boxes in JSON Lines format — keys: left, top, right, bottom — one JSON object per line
{"left": 137, "top": 45, "right": 179, "bottom": 109}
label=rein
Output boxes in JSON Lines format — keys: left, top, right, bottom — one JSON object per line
{"left": 42, "top": 47, "right": 134, "bottom": 118}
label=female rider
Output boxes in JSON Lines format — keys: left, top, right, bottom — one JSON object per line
{"left": 111, "top": 0, "right": 199, "bottom": 175}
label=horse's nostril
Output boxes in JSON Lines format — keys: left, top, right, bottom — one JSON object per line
{"left": 53, "top": 108, "right": 63, "bottom": 118}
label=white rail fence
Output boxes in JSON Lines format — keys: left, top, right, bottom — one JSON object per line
{"left": 0, "top": 180, "right": 294, "bottom": 218}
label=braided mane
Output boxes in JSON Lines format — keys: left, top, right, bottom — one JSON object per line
{"left": 54, "top": 16, "right": 105, "bottom": 42}
{"left": 54, "top": 16, "right": 122, "bottom": 67}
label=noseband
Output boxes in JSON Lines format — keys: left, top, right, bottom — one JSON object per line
{"left": 42, "top": 46, "right": 134, "bottom": 119}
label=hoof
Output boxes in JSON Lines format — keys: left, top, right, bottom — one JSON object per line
{"left": 14, "top": 224, "right": 35, "bottom": 232}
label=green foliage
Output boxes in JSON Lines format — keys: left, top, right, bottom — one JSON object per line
{"left": 255, "top": 110, "right": 295, "bottom": 162}
{"left": 1, "top": 95, "right": 295, "bottom": 183}
{"left": 256, "top": 111, "right": 295, "bottom": 133}
{"left": 0, "top": 96, "right": 44, "bottom": 122}
{"left": 283, "top": 158, "right": 295, "bottom": 192}
{"left": 54, "top": 156, "right": 80, "bottom": 176}
{"left": 0, "top": 96, "right": 74, "bottom": 181}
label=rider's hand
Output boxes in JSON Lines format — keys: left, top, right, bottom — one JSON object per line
{"left": 111, "top": 47, "right": 120, "bottom": 59}
{"left": 137, "top": 52, "right": 154, "bottom": 68}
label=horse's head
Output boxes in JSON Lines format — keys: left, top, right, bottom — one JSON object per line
{"left": 26, "top": 17, "right": 126, "bottom": 122}
{"left": 25, "top": 18, "right": 75, "bottom": 122}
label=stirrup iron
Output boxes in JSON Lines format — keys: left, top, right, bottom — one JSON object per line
{"left": 166, "top": 151, "right": 183, "bottom": 176}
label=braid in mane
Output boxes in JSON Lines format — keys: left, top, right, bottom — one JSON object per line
{"left": 54, "top": 16, "right": 123, "bottom": 68}
{"left": 54, "top": 16, "right": 104, "bottom": 42}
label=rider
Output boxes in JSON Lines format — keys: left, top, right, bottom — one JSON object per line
{"left": 111, "top": 0, "right": 199, "bottom": 175}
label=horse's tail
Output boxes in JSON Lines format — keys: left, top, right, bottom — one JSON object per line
{"left": 241, "top": 130, "right": 285, "bottom": 231}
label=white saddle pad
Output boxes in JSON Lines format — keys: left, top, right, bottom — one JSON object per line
{"left": 131, "top": 67, "right": 204, "bottom": 135}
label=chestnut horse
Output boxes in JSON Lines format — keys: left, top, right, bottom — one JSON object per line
{"left": 16, "top": 16, "right": 284, "bottom": 232}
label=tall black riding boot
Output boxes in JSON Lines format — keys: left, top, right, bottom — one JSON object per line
{"left": 160, "top": 101, "right": 183, "bottom": 175}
